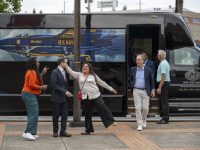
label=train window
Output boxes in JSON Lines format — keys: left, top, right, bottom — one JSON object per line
{"left": 165, "top": 15, "right": 194, "bottom": 49}
{"left": 174, "top": 47, "right": 199, "bottom": 65}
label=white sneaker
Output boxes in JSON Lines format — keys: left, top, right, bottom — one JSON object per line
{"left": 113, "top": 122, "right": 117, "bottom": 126}
{"left": 33, "top": 135, "right": 39, "bottom": 139}
{"left": 137, "top": 125, "right": 143, "bottom": 131}
{"left": 142, "top": 120, "right": 147, "bottom": 128}
{"left": 22, "top": 132, "right": 36, "bottom": 141}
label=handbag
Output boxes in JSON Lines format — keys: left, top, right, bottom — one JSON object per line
{"left": 77, "top": 75, "right": 88, "bottom": 101}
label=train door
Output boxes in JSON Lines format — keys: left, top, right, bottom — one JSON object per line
{"left": 127, "top": 24, "right": 160, "bottom": 115}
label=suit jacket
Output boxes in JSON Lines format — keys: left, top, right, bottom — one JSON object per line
{"left": 50, "top": 68, "right": 68, "bottom": 103}
{"left": 130, "top": 66, "right": 155, "bottom": 96}
{"left": 145, "top": 59, "right": 155, "bottom": 77}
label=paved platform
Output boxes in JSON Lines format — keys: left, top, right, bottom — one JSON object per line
{"left": 1, "top": 116, "right": 200, "bottom": 122}
{"left": 0, "top": 121, "right": 200, "bottom": 150}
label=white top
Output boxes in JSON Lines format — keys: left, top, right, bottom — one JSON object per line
{"left": 66, "top": 66, "right": 114, "bottom": 100}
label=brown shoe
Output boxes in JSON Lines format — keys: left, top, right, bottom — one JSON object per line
{"left": 53, "top": 132, "right": 58, "bottom": 137}
{"left": 60, "top": 132, "right": 72, "bottom": 137}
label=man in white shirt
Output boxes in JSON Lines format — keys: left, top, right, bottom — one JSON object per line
{"left": 156, "top": 50, "right": 170, "bottom": 124}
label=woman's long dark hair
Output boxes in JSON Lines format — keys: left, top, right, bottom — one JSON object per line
{"left": 82, "top": 62, "right": 97, "bottom": 81}
{"left": 26, "top": 57, "right": 42, "bottom": 83}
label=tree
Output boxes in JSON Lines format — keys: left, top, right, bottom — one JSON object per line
{"left": 123, "top": 5, "right": 127, "bottom": 11}
{"left": 33, "top": 8, "right": 36, "bottom": 14}
{"left": 175, "top": 0, "right": 183, "bottom": 14}
{"left": 39, "top": 10, "right": 43, "bottom": 14}
{"left": 0, "top": 0, "right": 22, "bottom": 13}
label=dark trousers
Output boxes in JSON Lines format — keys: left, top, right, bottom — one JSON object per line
{"left": 84, "top": 96, "right": 115, "bottom": 132}
{"left": 158, "top": 82, "right": 170, "bottom": 121}
{"left": 52, "top": 102, "right": 68, "bottom": 133}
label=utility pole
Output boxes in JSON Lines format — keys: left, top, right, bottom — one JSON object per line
{"left": 64, "top": 0, "right": 66, "bottom": 13}
{"left": 139, "top": 0, "right": 141, "bottom": 12}
{"left": 87, "top": 0, "right": 91, "bottom": 13}
{"left": 85, "top": 0, "right": 91, "bottom": 13}
{"left": 175, "top": 0, "right": 183, "bottom": 14}
{"left": 69, "top": 0, "right": 84, "bottom": 127}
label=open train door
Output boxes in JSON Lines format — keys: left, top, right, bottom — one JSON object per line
{"left": 126, "top": 24, "right": 161, "bottom": 116}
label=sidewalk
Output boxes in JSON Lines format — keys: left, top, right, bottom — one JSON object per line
{"left": 0, "top": 121, "right": 200, "bottom": 150}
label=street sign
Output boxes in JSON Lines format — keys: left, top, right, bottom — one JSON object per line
{"left": 85, "top": 0, "right": 93, "bottom": 3}
{"left": 97, "top": 0, "right": 118, "bottom": 8}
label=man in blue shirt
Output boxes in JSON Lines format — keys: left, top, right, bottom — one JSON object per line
{"left": 130, "top": 54, "right": 155, "bottom": 131}
{"left": 156, "top": 50, "right": 170, "bottom": 124}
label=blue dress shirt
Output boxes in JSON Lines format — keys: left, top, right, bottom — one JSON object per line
{"left": 134, "top": 67, "right": 145, "bottom": 89}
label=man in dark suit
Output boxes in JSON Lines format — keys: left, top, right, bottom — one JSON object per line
{"left": 142, "top": 51, "right": 155, "bottom": 77}
{"left": 130, "top": 54, "right": 155, "bottom": 131}
{"left": 50, "top": 57, "right": 72, "bottom": 137}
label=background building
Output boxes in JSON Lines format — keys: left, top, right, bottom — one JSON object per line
{"left": 182, "top": 9, "right": 200, "bottom": 47}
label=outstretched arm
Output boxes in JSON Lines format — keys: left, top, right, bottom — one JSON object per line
{"left": 95, "top": 74, "right": 117, "bottom": 94}
{"left": 65, "top": 66, "right": 79, "bottom": 79}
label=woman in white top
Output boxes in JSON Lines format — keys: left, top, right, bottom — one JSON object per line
{"left": 65, "top": 62, "right": 117, "bottom": 135}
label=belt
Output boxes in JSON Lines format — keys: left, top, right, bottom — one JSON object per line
{"left": 134, "top": 87, "right": 145, "bottom": 90}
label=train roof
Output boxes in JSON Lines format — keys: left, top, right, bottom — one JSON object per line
{"left": 0, "top": 12, "right": 184, "bottom": 29}
{"left": 0, "top": 11, "right": 180, "bottom": 15}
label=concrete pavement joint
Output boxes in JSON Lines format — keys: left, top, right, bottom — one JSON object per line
{"left": 61, "top": 137, "right": 69, "bottom": 150}
{"left": 0, "top": 123, "right": 5, "bottom": 150}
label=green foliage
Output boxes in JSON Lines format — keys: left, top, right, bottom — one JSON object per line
{"left": 0, "top": 0, "right": 22, "bottom": 13}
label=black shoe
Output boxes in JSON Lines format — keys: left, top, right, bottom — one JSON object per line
{"left": 60, "top": 132, "right": 72, "bottom": 137}
{"left": 81, "top": 131, "right": 93, "bottom": 135}
{"left": 157, "top": 119, "right": 169, "bottom": 124}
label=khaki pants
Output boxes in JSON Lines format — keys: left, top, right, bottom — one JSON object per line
{"left": 133, "top": 89, "right": 150, "bottom": 126}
